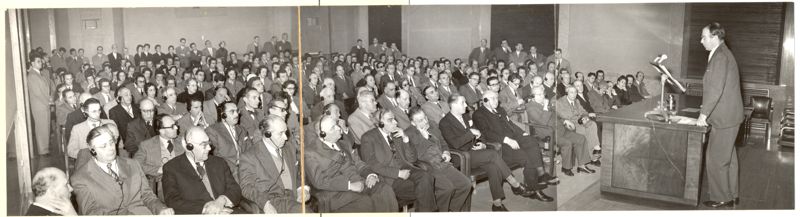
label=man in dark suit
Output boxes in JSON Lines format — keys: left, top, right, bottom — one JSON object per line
{"left": 493, "top": 39, "right": 512, "bottom": 63}
{"left": 125, "top": 98, "right": 157, "bottom": 157}
{"left": 377, "top": 81, "right": 399, "bottom": 111}
{"left": 64, "top": 92, "right": 108, "bottom": 143}
{"left": 359, "top": 109, "right": 437, "bottom": 212}
{"left": 696, "top": 22, "right": 744, "bottom": 208}
{"left": 440, "top": 95, "right": 545, "bottom": 211}
{"left": 27, "top": 167, "right": 77, "bottom": 216}
{"left": 205, "top": 101, "right": 251, "bottom": 182}
{"left": 332, "top": 65, "right": 356, "bottom": 101}
{"left": 528, "top": 46, "right": 547, "bottom": 72}
{"left": 391, "top": 90, "right": 413, "bottom": 130}
{"left": 546, "top": 49, "right": 571, "bottom": 73}
{"left": 406, "top": 108, "right": 471, "bottom": 211}
{"left": 109, "top": 87, "right": 139, "bottom": 144}
{"left": 239, "top": 116, "right": 308, "bottom": 213}
{"left": 303, "top": 72, "right": 322, "bottom": 108}
{"left": 473, "top": 91, "right": 558, "bottom": 195}
{"left": 468, "top": 39, "right": 492, "bottom": 67}
{"left": 350, "top": 39, "right": 367, "bottom": 62}
{"left": 305, "top": 115, "right": 398, "bottom": 212}
{"left": 379, "top": 64, "right": 401, "bottom": 88}
{"left": 107, "top": 44, "right": 123, "bottom": 70}
{"left": 239, "top": 88, "right": 266, "bottom": 136}
{"left": 163, "top": 127, "right": 242, "bottom": 214}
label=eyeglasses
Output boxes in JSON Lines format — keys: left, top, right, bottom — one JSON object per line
{"left": 141, "top": 109, "right": 155, "bottom": 113}
{"left": 161, "top": 125, "right": 179, "bottom": 130}
{"left": 272, "top": 106, "right": 287, "bottom": 113}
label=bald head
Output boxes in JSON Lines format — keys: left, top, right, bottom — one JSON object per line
{"left": 32, "top": 167, "right": 71, "bottom": 201}
{"left": 319, "top": 115, "right": 342, "bottom": 142}
{"left": 78, "top": 92, "right": 93, "bottom": 105}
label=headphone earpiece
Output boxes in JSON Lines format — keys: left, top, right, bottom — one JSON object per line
{"left": 317, "top": 119, "right": 327, "bottom": 138}
{"left": 483, "top": 97, "right": 489, "bottom": 103}
{"left": 378, "top": 122, "right": 385, "bottom": 128}
{"left": 186, "top": 142, "right": 194, "bottom": 151}
{"left": 265, "top": 131, "right": 272, "bottom": 138}
{"left": 117, "top": 96, "right": 122, "bottom": 103}
{"left": 90, "top": 149, "right": 97, "bottom": 156}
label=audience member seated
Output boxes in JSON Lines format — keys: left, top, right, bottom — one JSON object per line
{"left": 348, "top": 90, "right": 379, "bottom": 144}
{"left": 64, "top": 92, "right": 108, "bottom": 143}
{"left": 176, "top": 98, "right": 211, "bottom": 135}
{"left": 134, "top": 114, "right": 187, "bottom": 199}
{"left": 405, "top": 108, "right": 471, "bottom": 211}
{"left": 205, "top": 101, "right": 251, "bottom": 182}
{"left": 420, "top": 86, "right": 449, "bottom": 125}
{"left": 238, "top": 87, "right": 266, "bottom": 136}
{"left": 360, "top": 109, "right": 437, "bottom": 211}
{"left": 159, "top": 87, "right": 187, "bottom": 119}
{"left": 27, "top": 167, "right": 77, "bottom": 216}
{"left": 441, "top": 94, "right": 549, "bottom": 211}
{"left": 612, "top": 76, "right": 632, "bottom": 106}
{"left": 162, "top": 127, "right": 243, "bottom": 214}
{"left": 473, "top": 91, "right": 558, "bottom": 194}
{"left": 526, "top": 86, "right": 593, "bottom": 176}
{"left": 125, "top": 98, "right": 157, "bottom": 157}
{"left": 67, "top": 98, "right": 115, "bottom": 159}
{"left": 625, "top": 74, "right": 644, "bottom": 103}
{"left": 109, "top": 87, "right": 140, "bottom": 144}
{"left": 203, "top": 86, "right": 229, "bottom": 124}
{"left": 71, "top": 124, "right": 174, "bottom": 215}
{"left": 555, "top": 86, "right": 602, "bottom": 167}
{"left": 305, "top": 115, "right": 399, "bottom": 212}
{"left": 239, "top": 115, "right": 308, "bottom": 213}
{"left": 177, "top": 78, "right": 205, "bottom": 104}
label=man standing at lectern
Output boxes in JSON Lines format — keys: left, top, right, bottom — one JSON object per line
{"left": 697, "top": 22, "right": 744, "bottom": 208}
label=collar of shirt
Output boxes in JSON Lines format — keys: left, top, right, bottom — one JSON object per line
{"left": 186, "top": 154, "right": 205, "bottom": 172}
{"left": 378, "top": 128, "right": 393, "bottom": 146}
{"left": 159, "top": 136, "right": 172, "bottom": 149}
{"left": 322, "top": 140, "right": 340, "bottom": 151}
{"left": 93, "top": 158, "right": 119, "bottom": 175}
{"left": 708, "top": 43, "right": 721, "bottom": 62}
{"left": 360, "top": 109, "right": 372, "bottom": 120}
{"left": 262, "top": 137, "right": 281, "bottom": 158}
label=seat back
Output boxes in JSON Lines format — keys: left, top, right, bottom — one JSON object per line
{"left": 751, "top": 96, "right": 772, "bottom": 119}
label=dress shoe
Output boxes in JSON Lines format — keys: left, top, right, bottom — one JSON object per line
{"left": 703, "top": 200, "right": 734, "bottom": 208}
{"left": 589, "top": 160, "right": 601, "bottom": 166}
{"left": 538, "top": 173, "right": 559, "bottom": 185}
{"left": 593, "top": 149, "right": 602, "bottom": 155}
{"left": 561, "top": 168, "right": 574, "bottom": 176}
{"left": 528, "top": 190, "right": 554, "bottom": 202}
{"left": 734, "top": 197, "right": 740, "bottom": 205}
{"left": 511, "top": 184, "right": 535, "bottom": 197}
{"left": 577, "top": 166, "right": 596, "bottom": 174}
{"left": 491, "top": 204, "right": 509, "bottom": 211}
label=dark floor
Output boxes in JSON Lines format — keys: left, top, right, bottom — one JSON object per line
{"left": 559, "top": 131, "right": 795, "bottom": 210}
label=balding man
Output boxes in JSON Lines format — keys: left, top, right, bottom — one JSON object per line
{"left": 125, "top": 98, "right": 158, "bottom": 157}
{"left": 347, "top": 90, "right": 379, "bottom": 144}
{"left": 163, "top": 127, "right": 242, "bottom": 214}
{"left": 239, "top": 116, "right": 308, "bottom": 213}
{"left": 554, "top": 86, "right": 601, "bottom": 167}
{"left": 377, "top": 81, "right": 399, "bottom": 111}
{"left": 109, "top": 87, "right": 140, "bottom": 144}
{"left": 472, "top": 90, "right": 556, "bottom": 201}
{"left": 159, "top": 87, "right": 187, "bottom": 119}
{"left": 310, "top": 86, "right": 346, "bottom": 122}
{"left": 27, "top": 167, "right": 77, "bottom": 216}
{"left": 305, "top": 115, "right": 398, "bottom": 212}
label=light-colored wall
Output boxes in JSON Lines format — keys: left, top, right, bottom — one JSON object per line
{"left": 558, "top": 3, "right": 686, "bottom": 96}
{"left": 63, "top": 8, "right": 116, "bottom": 54}
{"left": 401, "top": 5, "right": 491, "bottom": 59}
{"left": 122, "top": 7, "right": 296, "bottom": 56}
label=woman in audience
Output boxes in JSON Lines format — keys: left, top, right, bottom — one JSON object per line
{"left": 625, "top": 74, "right": 643, "bottom": 103}
{"left": 612, "top": 76, "right": 632, "bottom": 106}
{"left": 142, "top": 68, "right": 153, "bottom": 83}
{"left": 356, "top": 74, "right": 379, "bottom": 97}
{"left": 111, "top": 71, "right": 128, "bottom": 91}
{"left": 144, "top": 83, "right": 161, "bottom": 106}
{"left": 177, "top": 78, "right": 204, "bottom": 104}
{"left": 224, "top": 68, "right": 245, "bottom": 101}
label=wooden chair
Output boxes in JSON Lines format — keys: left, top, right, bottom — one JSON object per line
{"left": 746, "top": 96, "right": 773, "bottom": 148}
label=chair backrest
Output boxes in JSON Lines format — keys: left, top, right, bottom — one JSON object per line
{"left": 751, "top": 96, "right": 772, "bottom": 117}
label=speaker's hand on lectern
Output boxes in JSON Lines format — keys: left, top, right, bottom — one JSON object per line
{"left": 696, "top": 114, "right": 708, "bottom": 127}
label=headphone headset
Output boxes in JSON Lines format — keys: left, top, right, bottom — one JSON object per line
{"left": 90, "top": 148, "right": 97, "bottom": 156}
{"left": 186, "top": 142, "right": 194, "bottom": 151}
{"left": 318, "top": 119, "right": 326, "bottom": 138}
{"left": 117, "top": 96, "right": 123, "bottom": 103}
{"left": 217, "top": 103, "right": 228, "bottom": 120}
{"left": 377, "top": 109, "right": 388, "bottom": 128}
{"left": 484, "top": 97, "right": 489, "bottom": 103}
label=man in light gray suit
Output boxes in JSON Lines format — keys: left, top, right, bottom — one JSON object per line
{"left": 27, "top": 56, "right": 53, "bottom": 156}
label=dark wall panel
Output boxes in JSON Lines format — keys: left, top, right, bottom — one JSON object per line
{"left": 368, "top": 6, "right": 402, "bottom": 49}
{"left": 491, "top": 5, "right": 556, "bottom": 57}
{"left": 686, "top": 3, "right": 786, "bottom": 84}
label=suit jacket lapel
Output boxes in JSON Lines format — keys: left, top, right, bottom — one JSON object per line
{"left": 254, "top": 140, "right": 282, "bottom": 189}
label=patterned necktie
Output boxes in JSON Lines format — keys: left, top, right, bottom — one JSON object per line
{"left": 167, "top": 140, "right": 174, "bottom": 153}
{"left": 107, "top": 163, "right": 120, "bottom": 183}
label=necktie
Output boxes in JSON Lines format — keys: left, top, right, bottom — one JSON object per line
{"left": 248, "top": 110, "right": 255, "bottom": 120}
{"left": 409, "top": 76, "right": 416, "bottom": 87}
{"left": 386, "top": 135, "right": 396, "bottom": 154}
{"left": 167, "top": 140, "right": 174, "bottom": 153}
{"left": 107, "top": 163, "right": 120, "bottom": 183}
{"left": 196, "top": 162, "right": 206, "bottom": 178}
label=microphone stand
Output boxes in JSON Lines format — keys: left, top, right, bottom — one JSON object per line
{"left": 646, "top": 54, "right": 686, "bottom": 122}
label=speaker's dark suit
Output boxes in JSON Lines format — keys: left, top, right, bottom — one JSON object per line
{"left": 472, "top": 105, "right": 545, "bottom": 188}
{"left": 702, "top": 43, "right": 744, "bottom": 202}
{"left": 162, "top": 154, "right": 242, "bottom": 214}
{"left": 439, "top": 112, "right": 513, "bottom": 200}
{"left": 304, "top": 137, "right": 398, "bottom": 212}
{"left": 359, "top": 128, "right": 436, "bottom": 211}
